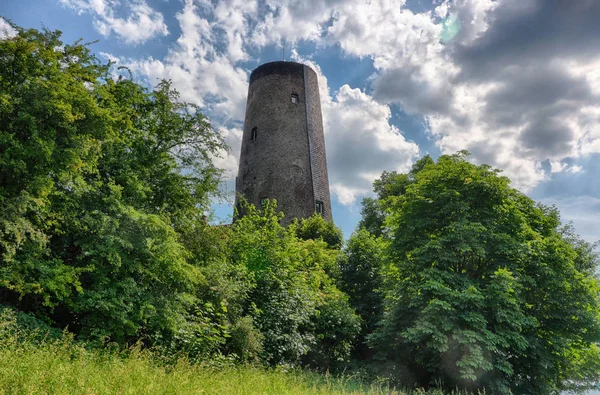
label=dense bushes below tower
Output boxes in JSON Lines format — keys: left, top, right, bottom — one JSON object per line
{"left": 1, "top": 23, "right": 600, "bottom": 394}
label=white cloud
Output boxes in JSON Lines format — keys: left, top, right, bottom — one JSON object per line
{"left": 59, "top": 0, "right": 168, "bottom": 44}
{"left": 320, "top": 0, "right": 600, "bottom": 192}
{"left": 325, "top": 84, "right": 419, "bottom": 204}
{"left": 204, "top": 0, "right": 258, "bottom": 62}
{"left": 550, "top": 160, "right": 567, "bottom": 173}
{"left": 0, "top": 17, "right": 18, "bottom": 39}
{"left": 251, "top": 0, "right": 342, "bottom": 46}
{"left": 75, "top": 0, "right": 600, "bottom": 207}
{"left": 122, "top": 0, "right": 250, "bottom": 120}
{"left": 448, "top": 0, "right": 496, "bottom": 44}
{"left": 550, "top": 161, "right": 583, "bottom": 175}
{"left": 293, "top": 54, "right": 419, "bottom": 204}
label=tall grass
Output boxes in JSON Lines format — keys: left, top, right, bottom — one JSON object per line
{"left": 0, "top": 310, "right": 470, "bottom": 394}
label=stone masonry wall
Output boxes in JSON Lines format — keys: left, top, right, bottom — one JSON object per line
{"left": 237, "top": 62, "right": 313, "bottom": 223}
{"left": 236, "top": 61, "right": 332, "bottom": 224}
{"left": 304, "top": 65, "right": 333, "bottom": 221}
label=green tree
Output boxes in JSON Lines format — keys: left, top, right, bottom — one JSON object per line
{"left": 295, "top": 214, "right": 344, "bottom": 250}
{"left": 339, "top": 228, "right": 386, "bottom": 360}
{"left": 230, "top": 201, "right": 359, "bottom": 367}
{"left": 0, "top": 24, "right": 225, "bottom": 347}
{"left": 358, "top": 157, "right": 434, "bottom": 237}
{"left": 368, "top": 152, "right": 600, "bottom": 393}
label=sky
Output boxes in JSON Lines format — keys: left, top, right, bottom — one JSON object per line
{"left": 2, "top": 0, "right": 600, "bottom": 243}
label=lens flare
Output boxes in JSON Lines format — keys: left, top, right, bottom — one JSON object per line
{"left": 440, "top": 13, "right": 461, "bottom": 43}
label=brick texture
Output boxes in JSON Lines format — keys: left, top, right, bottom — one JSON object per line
{"left": 235, "top": 61, "right": 333, "bottom": 223}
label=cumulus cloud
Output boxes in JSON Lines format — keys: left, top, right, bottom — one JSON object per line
{"left": 326, "top": 85, "right": 419, "bottom": 204}
{"left": 251, "top": 0, "right": 343, "bottom": 45}
{"left": 567, "top": 165, "right": 584, "bottom": 174}
{"left": 453, "top": 0, "right": 600, "bottom": 77}
{"left": 320, "top": 0, "right": 600, "bottom": 191}
{"left": 327, "top": 0, "right": 457, "bottom": 116}
{"left": 71, "top": 0, "right": 600, "bottom": 205}
{"left": 442, "top": 0, "right": 600, "bottom": 189}
{"left": 0, "top": 17, "right": 18, "bottom": 39}
{"left": 59, "top": 0, "right": 168, "bottom": 44}
{"left": 294, "top": 55, "right": 419, "bottom": 204}
{"left": 122, "top": 0, "right": 250, "bottom": 121}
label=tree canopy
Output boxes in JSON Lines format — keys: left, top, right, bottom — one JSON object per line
{"left": 363, "top": 152, "right": 600, "bottom": 393}
{"left": 0, "top": 24, "right": 225, "bottom": 344}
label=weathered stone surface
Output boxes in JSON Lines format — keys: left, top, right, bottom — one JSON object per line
{"left": 235, "top": 61, "right": 333, "bottom": 223}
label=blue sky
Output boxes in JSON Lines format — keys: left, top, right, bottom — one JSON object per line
{"left": 2, "top": 0, "right": 600, "bottom": 243}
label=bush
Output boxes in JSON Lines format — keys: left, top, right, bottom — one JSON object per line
{"left": 230, "top": 201, "right": 360, "bottom": 367}
{"left": 296, "top": 215, "right": 344, "bottom": 250}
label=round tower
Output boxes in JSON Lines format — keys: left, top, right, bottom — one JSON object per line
{"left": 235, "top": 61, "right": 332, "bottom": 223}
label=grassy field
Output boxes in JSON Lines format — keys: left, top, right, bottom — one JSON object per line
{"left": 0, "top": 311, "right": 461, "bottom": 395}
{"left": 0, "top": 338, "right": 402, "bottom": 395}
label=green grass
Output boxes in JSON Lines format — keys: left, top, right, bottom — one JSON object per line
{"left": 0, "top": 338, "right": 397, "bottom": 395}
{"left": 0, "top": 311, "right": 466, "bottom": 395}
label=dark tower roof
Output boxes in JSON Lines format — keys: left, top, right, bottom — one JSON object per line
{"left": 249, "top": 61, "right": 305, "bottom": 84}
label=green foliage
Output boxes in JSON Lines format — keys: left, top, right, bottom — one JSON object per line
{"left": 230, "top": 201, "right": 360, "bottom": 368}
{"left": 368, "top": 152, "right": 600, "bottom": 393}
{"left": 226, "top": 315, "right": 264, "bottom": 363}
{"left": 358, "top": 197, "right": 385, "bottom": 238}
{"left": 303, "top": 285, "right": 361, "bottom": 371}
{"left": 0, "top": 309, "right": 398, "bottom": 395}
{"left": 0, "top": 24, "right": 224, "bottom": 351}
{"left": 0, "top": 304, "right": 62, "bottom": 341}
{"left": 162, "top": 301, "right": 232, "bottom": 364}
{"left": 339, "top": 229, "right": 386, "bottom": 360}
{"left": 296, "top": 214, "right": 344, "bottom": 250}
{"left": 358, "top": 159, "right": 428, "bottom": 237}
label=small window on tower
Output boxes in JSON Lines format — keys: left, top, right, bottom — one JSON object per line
{"left": 291, "top": 94, "right": 299, "bottom": 104}
{"left": 250, "top": 127, "right": 258, "bottom": 141}
{"left": 316, "top": 200, "right": 324, "bottom": 216}
{"left": 261, "top": 197, "right": 268, "bottom": 208}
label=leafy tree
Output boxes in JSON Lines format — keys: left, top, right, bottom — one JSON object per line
{"left": 357, "top": 197, "right": 385, "bottom": 237}
{"left": 302, "top": 283, "right": 361, "bottom": 371}
{"left": 0, "top": 24, "right": 224, "bottom": 348}
{"left": 295, "top": 214, "right": 344, "bottom": 250}
{"left": 368, "top": 152, "right": 600, "bottom": 393}
{"left": 230, "top": 201, "right": 359, "bottom": 367}
{"left": 358, "top": 157, "right": 433, "bottom": 237}
{"left": 339, "top": 228, "right": 386, "bottom": 360}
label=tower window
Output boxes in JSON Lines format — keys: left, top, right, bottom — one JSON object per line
{"left": 316, "top": 200, "right": 324, "bottom": 216}
{"left": 250, "top": 127, "right": 258, "bottom": 141}
{"left": 291, "top": 94, "right": 299, "bottom": 104}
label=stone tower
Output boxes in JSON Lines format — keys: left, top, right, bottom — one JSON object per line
{"left": 235, "top": 61, "right": 332, "bottom": 223}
